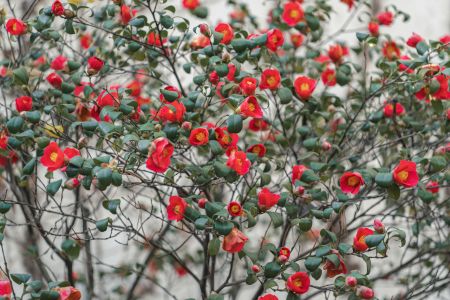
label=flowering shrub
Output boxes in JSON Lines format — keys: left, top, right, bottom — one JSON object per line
{"left": 0, "top": 0, "right": 449, "bottom": 299}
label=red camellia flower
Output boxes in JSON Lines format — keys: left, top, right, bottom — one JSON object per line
{"left": 239, "top": 77, "right": 257, "bottom": 95}
{"left": 46, "top": 72, "right": 63, "bottom": 88}
{"left": 292, "top": 164, "right": 308, "bottom": 184}
{"left": 358, "top": 286, "right": 375, "bottom": 299}
{"left": 247, "top": 144, "right": 266, "bottom": 158}
{"left": 51, "top": 1, "right": 64, "bottom": 16}
{"left": 328, "top": 44, "right": 348, "bottom": 63}
{"left": 5, "top": 18, "right": 27, "bottom": 35}
{"left": 398, "top": 55, "right": 414, "bottom": 74}
{"left": 439, "top": 34, "right": 450, "bottom": 45}
{"left": 406, "top": 33, "right": 424, "bottom": 48}
{"left": 340, "top": 171, "right": 364, "bottom": 194}
{"left": 157, "top": 101, "right": 186, "bottom": 123}
{"left": 146, "top": 137, "right": 174, "bottom": 173}
{"left": 294, "top": 76, "right": 316, "bottom": 100}
{"left": 290, "top": 33, "right": 304, "bottom": 48}
{"left": 266, "top": 29, "right": 284, "bottom": 52}
{"left": 239, "top": 96, "right": 263, "bottom": 118}
{"left": 182, "top": 0, "right": 200, "bottom": 10}
{"left": 51, "top": 55, "right": 68, "bottom": 70}
{"left": 382, "top": 41, "right": 401, "bottom": 60}
{"left": 260, "top": 68, "right": 281, "bottom": 90}
{"left": 323, "top": 249, "right": 348, "bottom": 278}
{"left": 15, "top": 96, "right": 33, "bottom": 112}
{"left": 189, "top": 127, "right": 209, "bottom": 146}
{"left": 373, "top": 219, "right": 385, "bottom": 233}
{"left": 226, "top": 151, "right": 251, "bottom": 175}
{"left": 214, "top": 23, "right": 234, "bottom": 44}
{"left": 286, "top": 272, "right": 310, "bottom": 294}
{"left": 215, "top": 127, "right": 238, "bottom": 149}
{"left": 258, "top": 294, "right": 278, "bottom": 300}
{"left": 258, "top": 188, "right": 280, "bottom": 210}
{"left": 377, "top": 11, "right": 394, "bottom": 26}
{"left": 120, "top": 4, "right": 133, "bottom": 25}
{"left": 80, "top": 33, "right": 92, "bottom": 49}
{"left": 222, "top": 227, "right": 248, "bottom": 253}
{"left": 227, "top": 201, "right": 243, "bottom": 217}
{"left": 249, "top": 118, "right": 269, "bottom": 132}
{"left": 87, "top": 56, "right": 104, "bottom": 71}
{"left": 148, "top": 32, "right": 167, "bottom": 47}
{"left": 41, "top": 142, "right": 65, "bottom": 172}
{"left": 340, "top": 0, "right": 354, "bottom": 10}
{"left": 279, "top": 246, "right": 291, "bottom": 259}
{"left": 281, "top": 2, "right": 304, "bottom": 26}
{"left": 56, "top": 286, "right": 81, "bottom": 300}
{"left": 368, "top": 21, "right": 379, "bottom": 36}
{"left": 321, "top": 68, "right": 336, "bottom": 86}
{"left": 353, "top": 227, "right": 375, "bottom": 252}
{"left": 167, "top": 195, "right": 187, "bottom": 221}
{"left": 393, "top": 160, "right": 419, "bottom": 188}
{"left": 383, "top": 102, "right": 405, "bottom": 118}
{"left": 426, "top": 181, "right": 439, "bottom": 194}
{"left": 0, "top": 279, "right": 12, "bottom": 297}
{"left": 97, "top": 90, "right": 120, "bottom": 107}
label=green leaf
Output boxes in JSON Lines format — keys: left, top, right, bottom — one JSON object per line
{"left": 227, "top": 114, "right": 243, "bottom": 133}
{"left": 0, "top": 202, "right": 12, "bottom": 214}
{"left": 267, "top": 211, "right": 283, "bottom": 228}
{"left": 278, "top": 87, "right": 293, "bottom": 104}
{"left": 430, "top": 156, "right": 446, "bottom": 172}
{"left": 129, "top": 17, "right": 146, "bottom": 27}
{"left": 160, "top": 15, "right": 173, "bottom": 29}
{"left": 40, "top": 291, "right": 60, "bottom": 300}
{"left": 375, "top": 172, "right": 393, "bottom": 188}
{"left": 192, "top": 6, "right": 208, "bottom": 19}
{"left": 215, "top": 64, "right": 229, "bottom": 77}
{"left": 46, "top": 179, "right": 62, "bottom": 196}
{"left": 320, "top": 229, "right": 337, "bottom": 243}
{"left": 61, "top": 239, "right": 80, "bottom": 260}
{"left": 390, "top": 228, "right": 406, "bottom": 247}
{"left": 6, "top": 116, "right": 24, "bottom": 134}
{"left": 301, "top": 169, "right": 320, "bottom": 183}
{"left": 102, "top": 199, "right": 120, "bottom": 214}
{"left": 11, "top": 273, "right": 31, "bottom": 285}
{"left": 415, "top": 41, "right": 429, "bottom": 55}
{"left": 365, "top": 234, "right": 385, "bottom": 248}
{"left": 338, "top": 243, "right": 352, "bottom": 254}
{"left": 305, "top": 256, "right": 322, "bottom": 271}
{"left": 315, "top": 245, "right": 331, "bottom": 257}
{"left": 23, "top": 158, "right": 37, "bottom": 175}
{"left": 208, "top": 237, "right": 220, "bottom": 256}
{"left": 160, "top": 89, "right": 179, "bottom": 102}
{"left": 361, "top": 254, "right": 371, "bottom": 275}
{"left": 213, "top": 221, "right": 234, "bottom": 235}
{"left": 297, "top": 218, "right": 312, "bottom": 232}
{"left": 356, "top": 32, "right": 369, "bottom": 42}
{"left": 231, "top": 38, "right": 251, "bottom": 53}
{"left": 97, "top": 168, "right": 112, "bottom": 187}
{"left": 325, "top": 254, "right": 340, "bottom": 267}
{"left": 13, "top": 67, "right": 29, "bottom": 85}
{"left": 264, "top": 261, "right": 281, "bottom": 278}
{"left": 96, "top": 218, "right": 110, "bottom": 232}
{"left": 387, "top": 184, "right": 400, "bottom": 200}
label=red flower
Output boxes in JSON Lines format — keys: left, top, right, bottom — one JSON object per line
{"left": 294, "top": 76, "right": 316, "bottom": 100}
{"left": 377, "top": 11, "right": 394, "bottom": 26}
{"left": 321, "top": 68, "right": 336, "bottom": 86}
{"left": 0, "top": 280, "right": 12, "bottom": 297}
{"left": 227, "top": 201, "right": 242, "bottom": 217}
{"left": 258, "top": 188, "right": 280, "bottom": 210}
{"left": 87, "top": 56, "right": 104, "bottom": 71}
{"left": 222, "top": 227, "right": 248, "bottom": 253}
{"left": 51, "top": 1, "right": 64, "bottom": 16}
{"left": 189, "top": 127, "right": 209, "bottom": 146}
{"left": 281, "top": 2, "right": 304, "bottom": 26}
{"left": 182, "top": 0, "right": 200, "bottom": 10}
{"left": 167, "top": 195, "right": 187, "bottom": 221}
{"left": 292, "top": 164, "right": 308, "bottom": 184}
{"left": 353, "top": 227, "right": 375, "bottom": 252}
{"left": 393, "top": 160, "right": 419, "bottom": 188}
{"left": 56, "top": 286, "right": 81, "bottom": 300}
{"left": 290, "top": 33, "right": 304, "bottom": 48}
{"left": 382, "top": 41, "right": 401, "bottom": 60}
{"left": 279, "top": 247, "right": 291, "bottom": 259}
{"left": 51, "top": 55, "right": 68, "bottom": 71}
{"left": 146, "top": 137, "right": 174, "bottom": 173}
{"left": 406, "top": 33, "right": 423, "bottom": 48}
{"left": 46, "top": 72, "right": 63, "bottom": 88}
{"left": 157, "top": 101, "right": 186, "bottom": 123}
{"left": 340, "top": 0, "right": 354, "bottom": 10}
{"left": 266, "top": 29, "right": 284, "bottom": 52}
{"left": 260, "top": 68, "right": 281, "bottom": 90}
{"left": 373, "top": 219, "right": 385, "bottom": 233}
{"left": 159, "top": 86, "right": 181, "bottom": 102}
{"left": 80, "top": 33, "right": 92, "bottom": 49}
{"left": 259, "top": 294, "right": 278, "bottom": 300}
{"left": 383, "top": 102, "right": 405, "bottom": 118}
{"left": 239, "top": 96, "right": 263, "bottom": 118}
{"left": 426, "top": 181, "right": 439, "bottom": 194}
{"left": 328, "top": 44, "right": 348, "bottom": 63}
{"left": 214, "top": 23, "right": 234, "bottom": 44}
{"left": 15, "top": 96, "right": 33, "bottom": 112}
{"left": 215, "top": 127, "right": 238, "bottom": 149}
{"left": 368, "top": 21, "right": 379, "bottom": 36}
{"left": 174, "top": 264, "right": 188, "bottom": 277}
{"left": 126, "top": 80, "right": 142, "bottom": 97}
{"left": 323, "top": 249, "right": 348, "bottom": 278}
{"left": 148, "top": 32, "right": 167, "bottom": 47}
{"left": 239, "top": 77, "right": 257, "bottom": 95}
{"left": 5, "top": 18, "right": 27, "bottom": 35}
{"left": 398, "top": 55, "right": 414, "bottom": 74}
{"left": 286, "top": 272, "right": 310, "bottom": 294}
{"left": 439, "top": 35, "right": 450, "bottom": 45}
{"left": 226, "top": 151, "right": 251, "bottom": 175}
{"left": 247, "top": 144, "right": 266, "bottom": 158}
{"left": 63, "top": 148, "right": 80, "bottom": 160}
{"left": 227, "top": 63, "right": 237, "bottom": 82}
{"left": 339, "top": 171, "right": 364, "bottom": 194}
{"left": 358, "top": 286, "right": 375, "bottom": 299}
{"left": 249, "top": 118, "right": 269, "bottom": 131}
{"left": 97, "top": 90, "right": 120, "bottom": 107}
{"left": 120, "top": 5, "right": 133, "bottom": 25}
{"left": 41, "top": 142, "right": 65, "bottom": 172}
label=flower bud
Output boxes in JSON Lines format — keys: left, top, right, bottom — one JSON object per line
{"left": 345, "top": 276, "right": 357, "bottom": 287}
{"left": 251, "top": 265, "right": 261, "bottom": 273}
{"left": 64, "top": 178, "right": 81, "bottom": 190}
{"left": 198, "top": 198, "right": 208, "bottom": 209}
{"left": 373, "top": 219, "right": 385, "bottom": 233}
{"left": 321, "top": 141, "right": 331, "bottom": 151}
{"left": 358, "top": 286, "right": 374, "bottom": 299}
{"left": 278, "top": 255, "right": 288, "bottom": 264}
{"left": 63, "top": 9, "right": 76, "bottom": 19}
{"left": 182, "top": 121, "right": 192, "bottom": 131}
{"left": 199, "top": 23, "right": 211, "bottom": 36}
